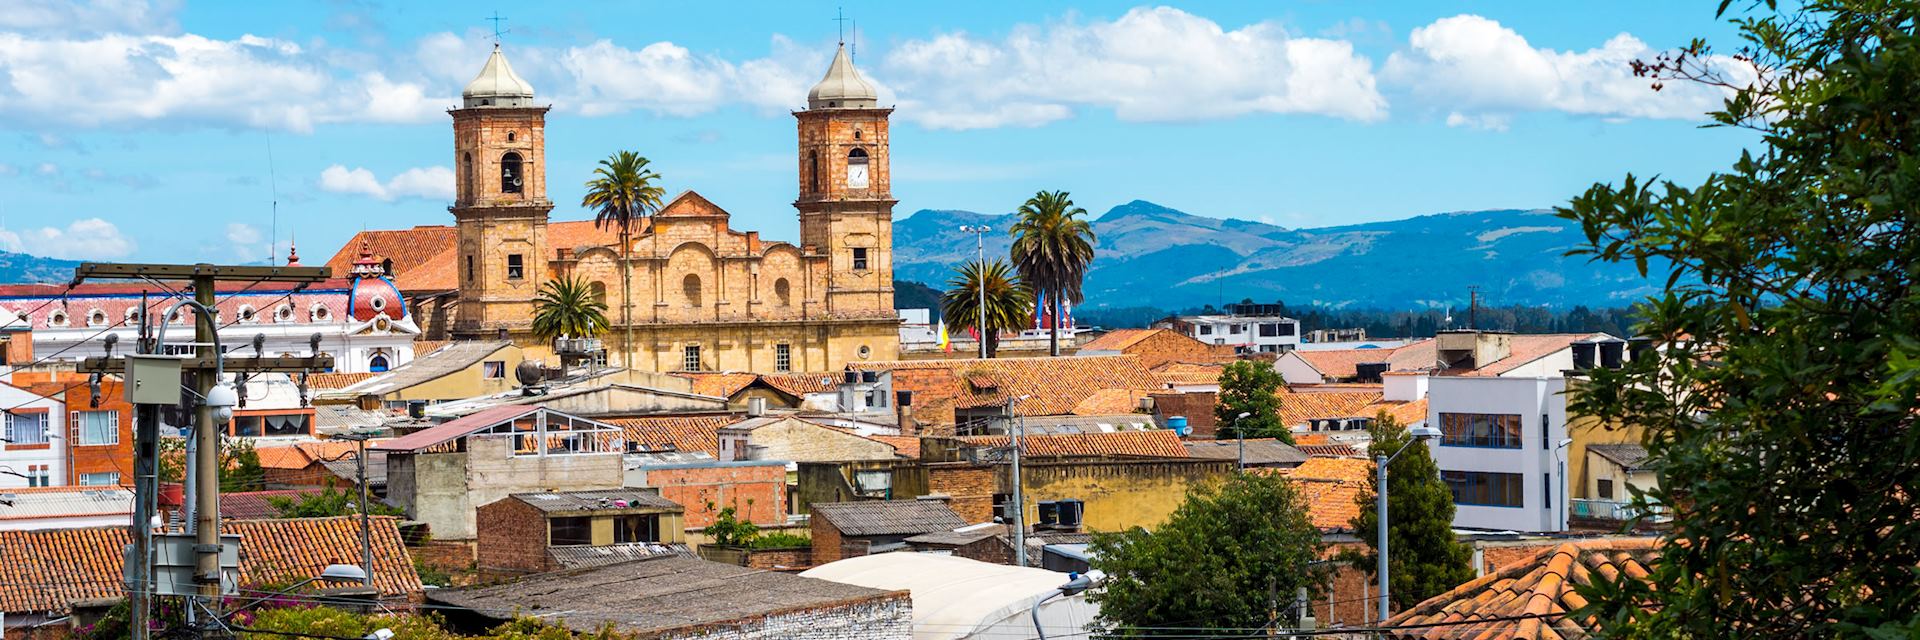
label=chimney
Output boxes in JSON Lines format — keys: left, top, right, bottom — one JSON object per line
{"left": 1436, "top": 330, "right": 1511, "bottom": 370}
{"left": 747, "top": 396, "right": 767, "bottom": 417}
{"left": 895, "top": 390, "right": 916, "bottom": 435}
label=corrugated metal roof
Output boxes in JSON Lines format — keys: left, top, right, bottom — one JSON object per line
{"left": 0, "top": 487, "right": 132, "bottom": 522}
{"left": 371, "top": 404, "right": 537, "bottom": 452}
{"left": 811, "top": 500, "right": 967, "bottom": 537}
{"left": 506, "top": 489, "right": 681, "bottom": 513}
{"left": 547, "top": 542, "right": 691, "bottom": 569}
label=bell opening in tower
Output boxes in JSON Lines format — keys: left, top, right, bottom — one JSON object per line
{"left": 502, "top": 152, "right": 524, "bottom": 194}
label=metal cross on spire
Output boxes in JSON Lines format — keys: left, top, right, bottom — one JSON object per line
{"left": 834, "top": 6, "right": 849, "bottom": 45}
{"left": 487, "top": 11, "right": 510, "bottom": 45}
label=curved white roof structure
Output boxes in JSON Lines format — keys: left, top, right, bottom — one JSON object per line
{"left": 802, "top": 553, "right": 1099, "bottom": 640}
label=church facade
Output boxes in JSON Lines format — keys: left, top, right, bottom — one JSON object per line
{"left": 334, "top": 42, "right": 899, "bottom": 374}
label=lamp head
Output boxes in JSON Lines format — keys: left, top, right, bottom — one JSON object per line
{"left": 1236, "top": 412, "right": 1252, "bottom": 420}
{"left": 1057, "top": 573, "right": 1094, "bottom": 596}
{"left": 1408, "top": 425, "right": 1442, "bottom": 441}
{"left": 319, "top": 563, "right": 368, "bottom": 582}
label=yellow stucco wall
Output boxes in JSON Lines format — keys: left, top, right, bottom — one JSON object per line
{"left": 1015, "top": 459, "right": 1235, "bottom": 533}
{"left": 1564, "top": 381, "right": 1649, "bottom": 500}
{"left": 384, "top": 344, "right": 526, "bottom": 402}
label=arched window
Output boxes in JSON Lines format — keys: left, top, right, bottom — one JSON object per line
{"left": 809, "top": 151, "right": 820, "bottom": 193}
{"left": 774, "top": 278, "right": 791, "bottom": 307}
{"left": 588, "top": 281, "right": 607, "bottom": 306}
{"left": 506, "top": 131, "right": 516, "bottom": 142}
{"left": 461, "top": 152, "right": 473, "bottom": 201}
{"left": 846, "top": 148, "right": 870, "bottom": 189}
{"left": 853, "top": 129, "right": 862, "bottom": 141}
{"left": 369, "top": 354, "right": 391, "bottom": 373}
{"left": 501, "top": 152, "right": 524, "bottom": 194}
{"left": 683, "top": 274, "right": 702, "bottom": 308}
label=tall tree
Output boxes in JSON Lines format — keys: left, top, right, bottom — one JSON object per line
{"left": 1214, "top": 360, "right": 1289, "bottom": 443}
{"left": 940, "top": 259, "right": 1033, "bottom": 358}
{"left": 581, "top": 151, "right": 664, "bottom": 368}
{"left": 1345, "top": 411, "right": 1473, "bottom": 611}
{"left": 531, "top": 275, "right": 610, "bottom": 343}
{"left": 1088, "top": 473, "right": 1325, "bottom": 636}
{"left": 1562, "top": 2, "right": 1920, "bottom": 636}
{"left": 1010, "top": 190, "right": 1097, "bottom": 356}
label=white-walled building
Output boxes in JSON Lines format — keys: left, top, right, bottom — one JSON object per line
{"left": 0, "top": 383, "right": 64, "bottom": 490}
{"left": 1156, "top": 302, "right": 1299, "bottom": 354}
{"left": 0, "top": 243, "right": 420, "bottom": 374}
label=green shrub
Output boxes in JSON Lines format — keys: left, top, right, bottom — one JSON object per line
{"left": 748, "top": 532, "right": 811, "bottom": 549}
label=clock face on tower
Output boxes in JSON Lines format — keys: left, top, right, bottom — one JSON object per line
{"left": 847, "top": 148, "right": 870, "bottom": 189}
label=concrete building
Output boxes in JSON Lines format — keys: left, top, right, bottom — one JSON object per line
{"left": 375, "top": 405, "right": 626, "bottom": 539}
{"left": 0, "top": 381, "right": 64, "bottom": 489}
{"left": 1155, "top": 302, "right": 1300, "bottom": 354}
{"left": 475, "top": 488, "right": 688, "bottom": 574}
{"left": 335, "top": 41, "right": 899, "bottom": 374}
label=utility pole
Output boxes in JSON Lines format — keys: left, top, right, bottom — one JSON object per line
{"left": 335, "top": 432, "right": 376, "bottom": 587}
{"left": 1009, "top": 395, "right": 1029, "bottom": 567}
{"left": 960, "top": 225, "right": 990, "bottom": 358}
{"left": 75, "top": 263, "right": 332, "bottom": 637}
{"left": 128, "top": 290, "right": 156, "bottom": 640}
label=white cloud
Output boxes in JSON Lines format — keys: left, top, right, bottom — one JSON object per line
{"left": 0, "top": 217, "right": 136, "bottom": 259}
{"left": 879, "top": 7, "right": 1386, "bottom": 130}
{"left": 1385, "top": 15, "right": 1748, "bottom": 127}
{"left": 318, "top": 164, "right": 453, "bottom": 201}
{"left": 0, "top": 31, "right": 448, "bottom": 132}
{"left": 225, "top": 222, "right": 266, "bottom": 262}
{"left": 561, "top": 35, "right": 820, "bottom": 116}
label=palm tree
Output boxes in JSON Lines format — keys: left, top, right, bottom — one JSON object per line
{"left": 531, "top": 275, "right": 610, "bottom": 343}
{"left": 941, "top": 259, "right": 1034, "bottom": 358}
{"left": 1010, "top": 190, "right": 1097, "bottom": 356}
{"left": 581, "top": 151, "right": 665, "bottom": 368}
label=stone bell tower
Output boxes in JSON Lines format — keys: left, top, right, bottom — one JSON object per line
{"left": 451, "top": 44, "right": 552, "bottom": 338}
{"left": 795, "top": 43, "right": 894, "bottom": 317}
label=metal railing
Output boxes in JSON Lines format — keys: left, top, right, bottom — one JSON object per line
{"left": 1571, "top": 498, "right": 1663, "bottom": 522}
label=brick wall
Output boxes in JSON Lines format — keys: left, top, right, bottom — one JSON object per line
{"left": 926, "top": 464, "right": 998, "bottom": 524}
{"left": 262, "top": 463, "right": 348, "bottom": 490}
{"left": 636, "top": 463, "right": 787, "bottom": 528}
{"left": 952, "top": 536, "right": 1014, "bottom": 566}
{"left": 809, "top": 514, "right": 845, "bottom": 565}
{"left": 475, "top": 497, "right": 553, "bottom": 574}
{"left": 1313, "top": 541, "right": 1374, "bottom": 628}
{"left": 1153, "top": 391, "right": 1219, "bottom": 437}
{"left": 61, "top": 380, "right": 134, "bottom": 486}
{"left": 648, "top": 591, "right": 912, "bottom": 640}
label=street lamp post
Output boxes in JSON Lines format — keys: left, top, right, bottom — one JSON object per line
{"left": 1030, "top": 572, "right": 1097, "bottom": 640}
{"left": 959, "top": 225, "right": 990, "bottom": 359}
{"left": 1234, "top": 411, "right": 1252, "bottom": 472}
{"left": 1009, "top": 394, "right": 1032, "bottom": 567}
{"left": 1555, "top": 438, "right": 1572, "bottom": 531}
{"left": 1376, "top": 424, "right": 1443, "bottom": 622}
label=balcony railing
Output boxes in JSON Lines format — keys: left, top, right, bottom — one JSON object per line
{"left": 1571, "top": 498, "right": 1664, "bottom": 522}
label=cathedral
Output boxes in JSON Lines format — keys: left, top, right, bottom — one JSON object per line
{"left": 327, "top": 42, "right": 899, "bottom": 374}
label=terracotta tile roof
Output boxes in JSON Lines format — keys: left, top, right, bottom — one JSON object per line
{"left": 1071, "top": 388, "right": 1150, "bottom": 416}
{"left": 1293, "top": 433, "right": 1334, "bottom": 446}
{"left": 546, "top": 219, "right": 629, "bottom": 254}
{"left": 1290, "top": 479, "right": 1366, "bottom": 532}
{"left": 1078, "top": 328, "right": 1159, "bottom": 352}
{"left": 1385, "top": 537, "right": 1660, "bottom": 639}
{"left": 1287, "top": 456, "right": 1374, "bottom": 484}
{"left": 0, "top": 516, "right": 420, "bottom": 614}
{"left": 1151, "top": 361, "right": 1226, "bottom": 387}
{"left": 675, "top": 372, "right": 760, "bottom": 398}
{"left": 1277, "top": 389, "right": 1384, "bottom": 426}
{"left": 1293, "top": 340, "right": 1439, "bottom": 380}
{"left": 412, "top": 339, "right": 453, "bottom": 357}
{"left": 851, "top": 355, "right": 1161, "bottom": 430}
{"left": 1363, "top": 398, "right": 1430, "bottom": 426}
{"left": 218, "top": 489, "right": 322, "bottom": 519}
{"left": 255, "top": 445, "right": 311, "bottom": 470}
{"left": 307, "top": 372, "right": 379, "bottom": 390}
{"left": 868, "top": 435, "right": 922, "bottom": 459}
{"left": 325, "top": 227, "right": 459, "bottom": 291}
{"left": 609, "top": 414, "right": 743, "bottom": 456}
{"left": 1296, "top": 443, "right": 1363, "bottom": 457}
{"left": 959, "top": 430, "right": 1188, "bottom": 458}
{"left": 758, "top": 372, "right": 839, "bottom": 396}
{"left": 1448, "top": 333, "right": 1614, "bottom": 377}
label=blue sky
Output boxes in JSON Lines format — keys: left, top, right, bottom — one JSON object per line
{"left": 0, "top": 1, "right": 1759, "bottom": 264}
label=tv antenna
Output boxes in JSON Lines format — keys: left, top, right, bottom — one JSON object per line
{"left": 487, "top": 11, "right": 510, "bottom": 45}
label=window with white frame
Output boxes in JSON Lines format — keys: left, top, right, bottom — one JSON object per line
{"left": 5, "top": 411, "right": 49, "bottom": 445}
{"left": 774, "top": 343, "right": 792, "bottom": 373}
{"left": 80, "top": 472, "right": 121, "bottom": 486}
{"left": 74, "top": 410, "right": 118, "bottom": 446}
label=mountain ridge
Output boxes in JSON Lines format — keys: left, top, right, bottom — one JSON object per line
{"left": 893, "top": 201, "right": 1658, "bottom": 311}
